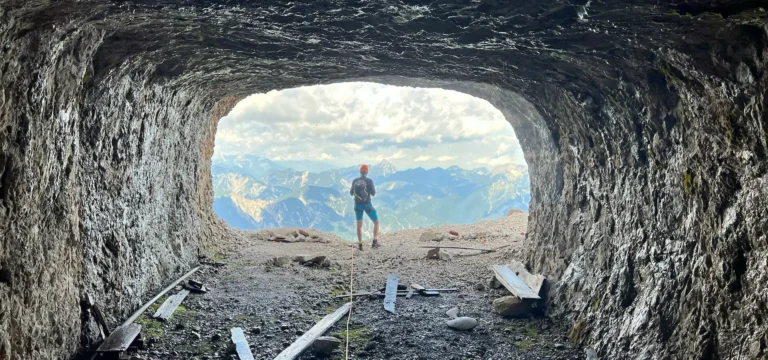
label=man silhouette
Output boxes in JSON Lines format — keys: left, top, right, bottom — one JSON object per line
{"left": 350, "top": 164, "right": 380, "bottom": 250}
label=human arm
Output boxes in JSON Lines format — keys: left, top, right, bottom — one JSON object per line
{"left": 368, "top": 178, "right": 376, "bottom": 197}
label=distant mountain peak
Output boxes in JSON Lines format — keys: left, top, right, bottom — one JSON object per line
{"left": 490, "top": 164, "right": 527, "bottom": 180}
{"left": 373, "top": 160, "right": 397, "bottom": 176}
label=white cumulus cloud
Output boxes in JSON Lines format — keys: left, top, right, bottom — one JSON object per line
{"left": 214, "top": 82, "right": 526, "bottom": 170}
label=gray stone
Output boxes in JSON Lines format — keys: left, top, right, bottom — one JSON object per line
{"left": 419, "top": 231, "right": 439, "bottom": 242}
{"left": 191, "top": 332, "right": 201, "bottom": 340}
{"left": 493, "top": 296, "right": 529, "bottom": 317}
{"left": 292, "top": 255, "right": 309, "bottom": 263}
{"left": 270, "top": 256, "right": 291, "bottom": 267}
{"left": 446, "top": 317, "right": 478, "bottom": 331}
{"left": 446, "top": 307, "right": 459, "bottom": 319}
{"left": 426, "top": 248, "right": 452, "bottom": 261}
{"left": 312, "top": 336, "right": 342, "bottom": 356}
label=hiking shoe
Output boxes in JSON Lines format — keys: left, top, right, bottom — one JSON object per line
{"left": 358, "top": 242, "right": 364, "bottom": 251}
{"left": 372, "top": 239, "right": 380, "bottom": 249}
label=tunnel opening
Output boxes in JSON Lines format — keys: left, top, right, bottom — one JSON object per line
{"left": 210, "top": 81, "right": 532, "bottom": 242}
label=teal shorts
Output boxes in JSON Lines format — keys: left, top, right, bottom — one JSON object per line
{"left": 354, "top": 203, "right": 378, "bottom": 222}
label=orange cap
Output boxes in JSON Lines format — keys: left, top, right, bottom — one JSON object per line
{"left": 360, "top": 164, "right": 369, "bottom": 173}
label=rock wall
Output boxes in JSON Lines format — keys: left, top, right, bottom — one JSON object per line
{"left": 1, "top": 1, "right": 767, "bottom": 359}
{"left": 0, "top": 6, "right": 228, "bottom": 358}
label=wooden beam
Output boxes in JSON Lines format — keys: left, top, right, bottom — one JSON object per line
{"left": 96, "top": 324, "right": 142, "bottom": 353}
{"left": 274, "top": 302, "right": 352, "bottom": 360}
{"left": 492, "top": 265, "right": 541, "bottom": 300}
{"left": 418, "top": 246, "right": 495, "bottom": 252}
{"left": 152, "top": 290, "right": 190, "bottom": 321}
{"left": 384, "top": 274, "right": 400, "bottom": 313}
{"left": 121, "top": 266, "right": 200, "bottom": 327}
{"left": 230, "top": 327, "right": 255, "bottom": 360}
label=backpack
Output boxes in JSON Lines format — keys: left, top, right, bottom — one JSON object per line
{"left": 353, "top": 178, "right": 370, "bottom": 203}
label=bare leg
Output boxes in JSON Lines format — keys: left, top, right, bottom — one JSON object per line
{"left": 357, "top": 220, "right": 363, "bottom": 242}
{"left": 373, "top": 221, "right": 380, "bottom": 240}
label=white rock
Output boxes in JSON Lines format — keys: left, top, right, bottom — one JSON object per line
{"left": 446, "top": 307, "right": 459, "bottom": 319}
{"left": 446, "top": 317, "right": 478, "bottom": 331}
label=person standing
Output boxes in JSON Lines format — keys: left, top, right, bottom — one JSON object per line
{"left": 350, "top": 164, "right": 380, "bottom": 250}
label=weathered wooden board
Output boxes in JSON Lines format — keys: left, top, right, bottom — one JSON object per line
{"left": 507, "top": 260, "right": 547, "bottom": 297}
{"left": 274, "top": 302, "right": 352, "bottom": 360}
{"left": 405, "top": 289, "right": 414, "bottom": 299}
{"left": 152, "top": 290, "right": 190, "bottom": 321}
{"left": 410, "top": 283, "right": 425, "bottom": 292}
{"left": 96, "top": 324, "right": 142, "bottom": 352}
{"left": 384, "top": 274, "right": 400, "bottom": 313}
{"left": 230, "top": 327, "right": 255, "bottom": 360}
{"left": 492, "top": 265, "right": 541, "bottom": 300}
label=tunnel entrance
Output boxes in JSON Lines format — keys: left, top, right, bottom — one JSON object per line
{"left": 211, "top": 82, "right": 531, "bottom": 241}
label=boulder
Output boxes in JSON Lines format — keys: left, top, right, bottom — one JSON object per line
{"left": 296, "top": 234, "right": 306, "bottom": 242}
{"left": 493, "top": 296, "right": 530, "bottom": 317}
{"left": 312, "top": 336, "right": 342, "bottom": 356}
{"left": 419, "top": 231, "right": 439, "bottom": 242}
{"left": 309, "top": 255, "right": 327, "bottom": 264}
{"left": 426, "top": 248, "right": 452, "bottom": 261}
{"left": 446, "top": 317, "right": 478, "bottom": 331}
{"left": 270, "top": 256, "right": 291, "bottom": 267}
{"left": 293, "top": 255, "right": 309, "bottom": 263}
{"left": 299, "top": 229, "right": 310, "bottom": 237}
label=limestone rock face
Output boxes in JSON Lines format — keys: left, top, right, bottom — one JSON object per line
{"left": 1, "top": 1, "right": 767, "bottom": 359}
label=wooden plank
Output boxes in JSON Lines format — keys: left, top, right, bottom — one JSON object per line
{"left": 411, "top": 283, "right": 425, "bottom": 292}
{"left": 92, "top": 304, "right": 111, "bottom": 338}
{"left": 152, "top": 290, "right": 190, "bottom": 321}
{"left": 96, "top": 324, "right": 142, "bottom": 352}
{"left": 230, "top": 328, "right": 255, "bottom": 360}
{"left": 122, "top": 266, "right": 199, "bottom": 327}
{"left": 507, "top": 260, "right": 547, "bottom": 297}
{"left": 334, "top": 288, "right": 458, "bottom": 299}
{"left": 418, "top": 246, "right": 495, "bottom": 252}
{"left": 274, "top": 302, "right": 352, "bottom": 360}
{"left": 492, "top": 265, "right": 541, "bottom": 300}
{"left": 384, "top": 274, "right": 400, "bottom": 313}
{"left": 405, "top": 289, "right": 414, "bottom": 299}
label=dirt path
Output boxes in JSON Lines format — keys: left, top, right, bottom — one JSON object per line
{"left": 129, "top": 214, "right": 582, "bottom": 359}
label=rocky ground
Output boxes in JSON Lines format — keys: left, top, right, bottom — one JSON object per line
{"left": 122, "top": 213, "right": 583, "bottom": 360}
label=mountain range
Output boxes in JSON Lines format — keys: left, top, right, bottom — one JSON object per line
{"left": 211, "top": 154, "right": 530, "bottom": 241}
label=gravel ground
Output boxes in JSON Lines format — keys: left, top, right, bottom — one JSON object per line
{"left": 123, "top": 213, "right": 583, "bottom": 360}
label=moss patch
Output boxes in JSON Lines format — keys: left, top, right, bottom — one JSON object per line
{"left": 683, "top": 171, "right": 694, "bottom": 195}
{"left": 568, "top": 318, "right": 588, "bottom": 345}
{"left": 135, "top": 316, "right": 164, "bottom": 339}
{"left": 659, "top": 63, "right": 682, "bottom": 85}
{"left": 516, "top": 339, "right": 537, "bottom": 350}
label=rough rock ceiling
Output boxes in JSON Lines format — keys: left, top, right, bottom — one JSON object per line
{"left": 1, "top": 1, "right": 767, "bottom": 359}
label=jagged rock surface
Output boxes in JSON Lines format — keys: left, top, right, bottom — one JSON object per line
{"left": 0, "top": 1, "right": 767, "bottom": 359}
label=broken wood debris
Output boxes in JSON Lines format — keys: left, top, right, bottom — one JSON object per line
{"left": 183, "top": 279, "right": 209, "bottom": 293}
{"left": 492, "top": 265, "right": 541, "bottom": 300}
{"left": 152, "top": 289, "right": 190, "bottom": 321}
{"left": 121, "top": 266, "right": 200, "bottom": 327}
{"left": 228, "top": 327, "right": 255, "bottom": 360}
{"left": 335, "top": 287, "right": 457, "bottom": 298}
{"left": 96, "top": 323, "right": 142, "bottom": 353}
{"left": 200, "top": 260, "right": 228, "bottom": 267}
{"left": 85, "top": 293, "right": 111, "bottom": 339}
{"left": 507, "top": 260, "right": 547, "bottom": 298}
{"left": 384, "top": 274, "right": 400, "bottom": 313}
{"left": 274, "top": 302, "right": 352, "bottom": 360}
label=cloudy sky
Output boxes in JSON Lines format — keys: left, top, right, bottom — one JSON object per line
{"left": 213, "top": 82, "right": 526, "bottom": 170}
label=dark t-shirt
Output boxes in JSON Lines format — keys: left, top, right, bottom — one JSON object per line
{"left": 350, "top": 176, "right": 375, "bottom": 204}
